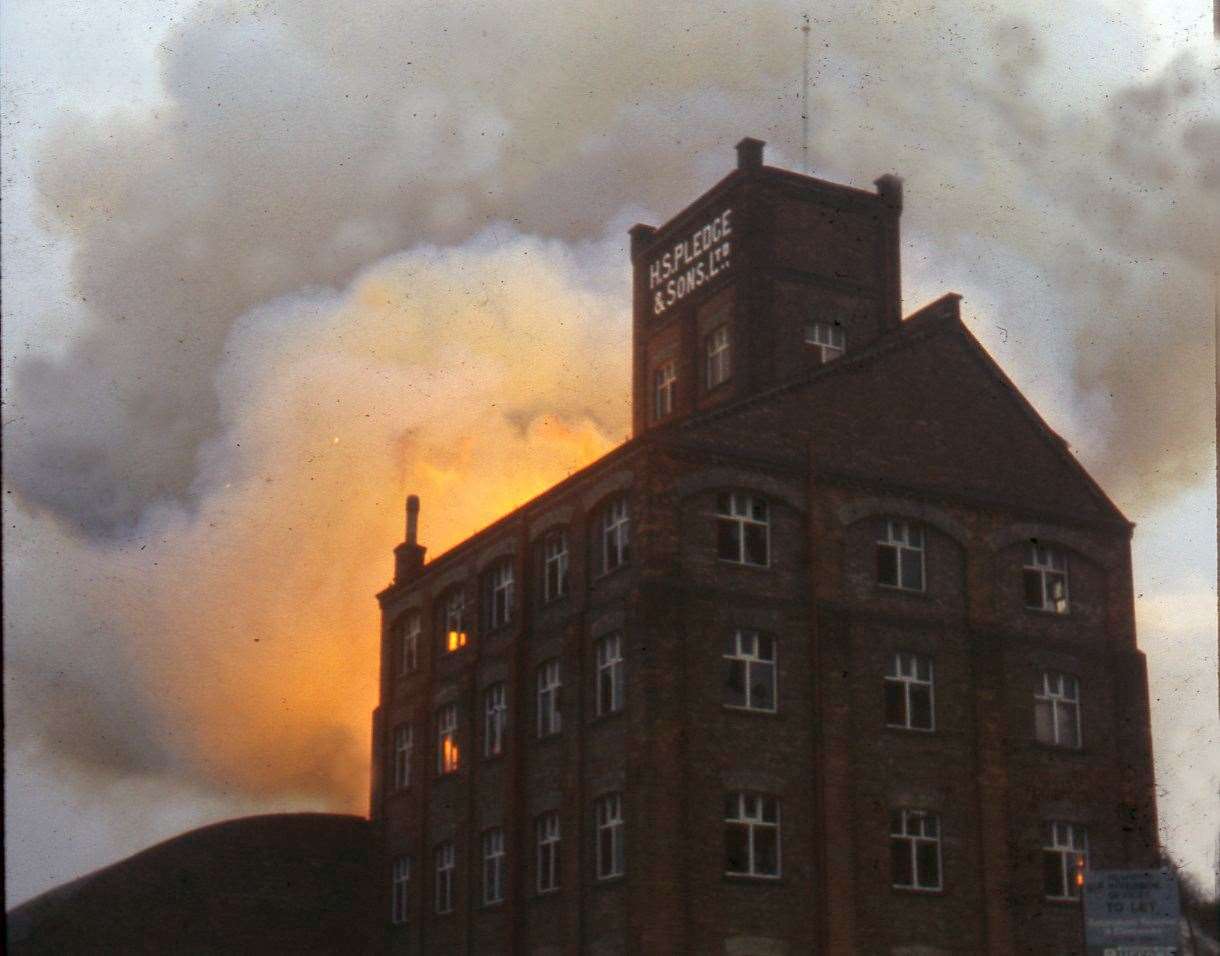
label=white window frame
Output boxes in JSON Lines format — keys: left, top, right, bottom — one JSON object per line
{"left": 890, "top": 809, "right": 942, "bottom": 891}
{"left": 434, "top": 842, "right": 455, "bottom": 914}
{"left": 393, "top": 723, "right": 413, "bottom": 790}
{"left": 398, "top": 613, "right": 420, "bottom": 675}
{"left": 436, "top": 703, "right": 460, "bottom": 775}
{"left": 481, "top": 828, "right": 506, "bottom": 906}
{"left": 804, "top": 320, "right": 846, "bottom": 363}
{"left": 1024, "top": 543, "right": 1070, "bottom": 614}
{"left": 391, "top": 855, "right": 411, "bottom": 925}
{"left": 716, "top": 492, "right": 770, "bottom": 566}
{"left": 885, "top": 652, "right": 935, "bottom": 732}
{"left": 537, "top": 659, "right": 562, "bottom": 737}
{"left": 443, "top": 590, "right": 468, "bottom": 653}
{"left": 487, "top": 560, "right": 514, "bottom": 629}
{"left": 1043, "top": 821, "right": 1088, "bottom": 901}
{"left": 1035, "top": 670, "right": 1082, "bottom": 749}
{"left": 543, "top": 531, "right": 569, "bottom": 602}
{"left": 483, "top": 682, "right": 507, "bottom": 758}
{"left": 596, "top": 793, "right": 625, "bottom": 880}
{"left": 878, "top": 519, "right": 925, "bottom": 592}
{"left": 536, "top": 812, "right": 561, "bottom": 894}
{"left": 724, "top": 630, "right": 777, "bottom": 713}
{"left": 706, "top": 324, "right": 731, "bottom": 389}
{"left": 724, "top": 792, "right": 781, "bottom": 878}
{"left": 595, "top": 633, "right": 624, "bottom": 717}
{"left": 653, "top": 360, "right": 677, "bottom": 419}
{"left": 602, "top": 497, "right": 630, "bottom": 573}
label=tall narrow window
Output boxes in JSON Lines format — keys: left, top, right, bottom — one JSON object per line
{"left": 877, "top": 520, "right": 925, "bottom": 591}
{"left": 716, "top": 492, "right": 769, "bottom": 566}
{"left": 885, "top": 652, "right": 934, "bottom": 731}
{"left": 537, "top": 660, "right": 562, "bottom": 737}
{"left": 595, "top": 793, "right": 625, "bottom": 880}
{"left": 724, "top": 792, "right": 781, "bottom": 877}
{"left": 391, "top": 855, "right": 411, "bottom": 926}
{"left": 602, "top": 498, "right": 630, "bottom": 573}
{"left": 890, "top": 809, "right": 942, "bottom": 891}
{"left": 397, "top": 612, "right": 420, "bottom": 675}
{"left": 1024, "top": 543, "right": 1069, "bottom": 614}
{"left": 1043, "top": 822, "right": 1088, "bottom": 900}
{"left": 436, "top": 703, "right": 460, "bottom": 775}
{"left": 481, "top": 828, "right": 506, "bottom": 905}
{"left": 443, "top": 590, "right": 468, "bottom": 652}
{"left": 485, "top": 560, "right": 514, "bottom": 630}
{"left": 434, "top": 842, "right": 455, "bottom": 914}
{"left": 483, "top": 683, "right": 507, "bottom": 758}
{"left": 392, "top": 723, "right": 413, "bottom": 790}
{"left": 653, "top": 361, "right": 677, "bottom": 420}
{"left": 595, "top": 633, "right": 624, "bottom": 717}
{"left": 1034, "top": 671, "right": 1081, "bottom": 748}
{"left": 543, "top": 531, "right": 569, "bottom": 602}
{"left": 706, "top": 325, "right": 731, "bottom": 388}
{"left": 724, "top": 631, "right": 776, "bottom": 712}
{"left": 804, "top": 320, "right": 846, "bottom": 362}
{"left": 536, "top": 812, "right": 561, "bottom": 894}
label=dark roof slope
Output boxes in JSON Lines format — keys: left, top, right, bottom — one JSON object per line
{"left": 6, "top": 814, "right": 378, "bottom": 955}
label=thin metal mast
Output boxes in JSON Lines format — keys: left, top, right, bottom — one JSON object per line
{"left": 801, "top": 12, "right": 811, "bottom": 174}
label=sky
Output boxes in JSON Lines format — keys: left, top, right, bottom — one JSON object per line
{"left": 2, "top": 0, "right": 1217, "bottom": 908}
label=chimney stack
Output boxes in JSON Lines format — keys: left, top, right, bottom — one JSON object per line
{"left": 406, "top": 494, "right": 420, "bottom": 546}
{"left": 395, "top": 494, "right": 426, "bottom": 583}
{"left": 736, "top": 137, "right": 765, "bottom": 171}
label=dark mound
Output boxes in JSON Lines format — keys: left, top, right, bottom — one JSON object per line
{"left": 6, "top": 813, "right": 378, "bottom": 954}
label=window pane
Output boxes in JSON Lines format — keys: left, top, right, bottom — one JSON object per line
{"left": 891, "top": 838, "right": 912, "bottom": 887}
{"left": 901, "top": 550, "right": 923, "bottom": 590}
{"left": 885, "top": 682, "right": 907, "bottom": 727}
{"left": 1061, "top": 702, "right": 1080, "bottom": 747}
{"left": 1034, "top": 699, "right": 1054, "bottom": 744}
{"left": 752, "top": 662, "right": 775, "bottom": 710}
{"left": 755, "top": 829, "right": 779, "bottom": 875}
{"left": 725, "top": 660, "right": 747, "bottom": 707}
{"left": 717, "top": 519, "right": 739, "bottom": 561}
{"left": 878, "top": 546, "right": 898, "bottom": 586}
{"left": 916, "top": 841, "right": 940, "bottom": 888}
{"left": 755, "top": 634, "right": 774, "bottom": 661}
{"left": 1023, "top": 569, "right": 1044, "bottom": 607}
{"left": 1043, "top": 850, "right": 1065, "bottom": 897}
{"left": 910, "top": 685, "right": 933, "bottom": 730}
{"left": 744, "top": 524, "right": 768, "bottom": 566}
{"left": 725, "top": 824, "right": 749, "bottom": 873}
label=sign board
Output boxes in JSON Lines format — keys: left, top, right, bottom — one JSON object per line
{"left": 647, "top": 208, "right": 733, "bottom": 317}
{"left": 1082, "top": 868, "right": 1180, "bottom": 956}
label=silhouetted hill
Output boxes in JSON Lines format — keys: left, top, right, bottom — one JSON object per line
{"left": 6, "top": 813, "right": 378, "bottom": 954}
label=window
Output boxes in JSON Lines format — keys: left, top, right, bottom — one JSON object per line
{"left": 706, "top": 324, "right": 731, "bottom": 388}
{"left": 724, "top": 792, "right": 780, "bottom": 877}
{"left": 804, "top": 320, "right": 846, "bottom": 363}
{"left": 397, "top": 613, "right": 420, "bottom": 675}
{"left": 392, "top": 723, "right": 413, "bottom": 790}
{"left": 391, "top": 855, "right": 411, "bottom": 925}
{"left": 485, "top": 560, "right": 514, "bottom": 630}
{"left": 724, "top": 630, "right": 776, "bottom": 712}
{"left": 481, "top": 828, "right": 506, "bottom": 905}
{"left": 537, "top": 659, "right": 562, "bottom": 737}
{"left": 434, "top": 842, "right": 455, "bottom": 914}
{"left": 1035, "top": 671, "right": 1081, "bottom": 748}
{"left": 716, "top": 492, "right": 769, "bottom": 566}
{"left": 877, "top": 519, "right": 925, "bottom": 591}
{"left": 536, "top": 812, "right": 561, "bottom": 893}
{"left": 653, "top": 361, "right": 677, "bottom": 420}
{"left": 601, "top": 497, "right": 630, "bottom": 573}
{"left": 436, "top": 703, "right": 460, "bottom": 775}
{"left": 442, "top": 590, "right": 468, "bottom": 652}
{"left": 1024, "top": 543, "right": 1069, "bottom": 614}
{"left": 891, "top": 809, "right": 942, "bottom": 891}
{"left": 596, "top": 793, "right": 625, "bottom": 880}
{"left": 885, "top": 652, "right": 934, "bottom": 731}
{"left": 543, "top": 531, "right": 569, "bottom": 602}
{"left": 595, "top": 633, "right": 624, "bottom": 717}
{"left": 1043, "top": 822, "right": 1088, "bottom": 900}
{"left": 483, "top": 683, "right": 507, "bottom": 758}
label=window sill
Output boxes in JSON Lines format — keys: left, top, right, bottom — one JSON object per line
{"left": 723, "top": 872, "right": 783, "bottom": 884}
{"left": 482, "top": 752, "right": 506, "bottom": 765}
{"left": 479, "top": 900, "right": 506, "bottom": 911}
{"left": 723, "top": 704, "right": 780, "bottom": 718}
{"left": 876, "top": 583, "right": 928, "bottom": 597}
{"left": 1023, "top": 606, "right": 1072, "bottom": 618}
{"left": 883, "top": 723, "right": 936, "bottom": 735}
{"left": 891, "top": 884, "right": 944, "bottom": 896}
{"left": 716, "top": 557, "right": 772, "bottom": 570}
{"left": 594, "top": 564, "right": 630, "bottom": 583}
{"left": 534, "top": 888, "right": 562, "bottom": 899}
{"left": 1030, "top": 741, "right": 1089, "bottom": 756}
{"left": 596, "top": 873, "right": 626, "bottom": 887}
{"left": 540, "top": 594, "right": 570, "bottom": 610}
{"left": 589, "top": 709, "right": 625, "bottom": 727}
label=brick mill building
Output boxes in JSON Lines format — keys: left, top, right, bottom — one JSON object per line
{"left": 369, "top": 139, "right": 1160, "bottom": 955}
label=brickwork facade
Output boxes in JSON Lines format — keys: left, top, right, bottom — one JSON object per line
{"left": 369, "top": 140, "right": 1158, "bottom": 955}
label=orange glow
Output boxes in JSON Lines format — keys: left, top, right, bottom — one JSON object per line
{"left": 442, "top": 737, "right": 460, "bottom": 774}
{"left": 447, "top": 630, "right": 467, "bottom": 652}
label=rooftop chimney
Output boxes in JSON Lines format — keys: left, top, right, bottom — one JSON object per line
{"left": 395, "top": 494, "right": 426, "bottom": 583}
{"left": 406, "top": 494, "right": 420, "bottom": 545}
{"left": 736, "top": 137, "right": 765, "bottom": 171}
